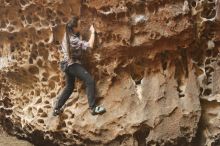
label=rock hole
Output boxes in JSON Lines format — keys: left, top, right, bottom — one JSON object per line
{"left": 50, "top": 92, "right": 56, "bottom": 98}
{"left": 42, "top": 72, "right": 49, "bottom": 78}
{"left": 135, "top": 79, "right": 141, "bottom": 85}
{"left": 67, "top": 121, "right": 72, "bottom": 125}
{"left": 50, "top": 75, "right": 60, "bottom": 82}
{"left": 28, "top": 57, "right": 33, "bottom": 64}
{"left": 208, "top": 9, "right": 216, "bottom": 19}
{"left": 41, "top": 77, "right": 47, "bottom": 82}
{"left": 43, "top": 105, "right": 51, "bottom": 109}
{"left": 37, "top": 30, "right": 41, "bottom": 35}
{"left": 48, "top": 81, "right": 55, "bottom": 89}
{"left": 71, "top": 114, "right": 75, "bottom": 118}
{"left": 44, "top": 100, "right": 49, "bottom": 104}
{"left": 133, "top": 125, "right": 149, "bottom": 146}
{"left": 179, "top": 94, "right": 185, "bottom": 98}
{"left": 205, "top": 58, "right": 211, "bottom": 65}
{"left": 35, "top": 98, "right": 42, "bottom": 104}
{"left": 61, "top": 113, "right": 69, "bottom": 120}
{"left": 8, "top": 35, "right": 15, "bottom": 41}
{"left": 57, "top": 10, "right": 64, "bottom": 16}
{"left": 37, "top": 59, "right": 43, "bottom": 67}
{"left": 26, "top": 15, "right": 32, "bottom": 24}
{"left": 203, "top": 88, "right": 212, "bottom": 96}
{"left": 58, "top": 121, "right": 66, "bottom": 129}
{"left": 160, "top": 51, "right": 168, "bottom": 70}
{"left": 37, "top": 119, "right": 44, "bottom": 124}
{"left": 206, "top": 49, "right": 212, "bottom": 57}
{"left": 0, "top": 20, "right": 6, "bottom": 28}
{"left": 30, "top": 50, "right": 38, "bottom": 60}
{"left": 191, "top": 1, "right": 197, "bottom": 7}
{"left": 5, "top": 0, "right": 10, "bottom": 3}
{"left": 38, "top": 108, "right": 43, "bottom": 113}
{"left": 8, "top": 26, "right": 14, "bottom": 32}
{"left": 205, "top": 66, "right": 214, "bottom": 74}
{"left": 62, "top": 17, "right": 68, "bottom": 23}
{"left": 41, "top": 112, "right": 47, "bottom": 117}
{"left": 18, "top": 9, "right": 22, "bottom": 13}
{"left": 19, "top": 0, "right": 27, "bottom": 5}
{"left": 38, "top": 48, "right": 49, "bottom": 60}
{"left": 100, "top": 6, "right": 111, "bottom": 13}
{"left": 28, "top": 65, "right": 39, "bottom": 74}
{"left": 35, "top": 89, "right": 40, "bottom": 96}
{"left": 21, "top": 15, "right": 25, "bottom": 21}
{"left": 200, "top": 87, "right": 204, "bottom": 95}
{"left": 45, "top": 38, "right": 49, "bottom": 42}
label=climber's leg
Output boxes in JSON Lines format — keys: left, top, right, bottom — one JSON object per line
{"left": 68, "top": 63, "right": 96, "bottom": 109}
{"left": 68, "top": 63, "right": 106, "bottom": 115}
{"left": 54, "top": 69, "right": 75, "bottom": 111}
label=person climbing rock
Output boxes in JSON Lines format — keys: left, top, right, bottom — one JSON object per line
{"left": 53, "top": 16, "right": 106, "bottom": 116}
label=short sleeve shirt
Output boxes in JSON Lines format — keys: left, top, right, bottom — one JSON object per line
{"left": 61, "top": 32, "right": 90, "bottom": 66}
{"left": 69, "top": 34, "right": 89, "bottom": 50}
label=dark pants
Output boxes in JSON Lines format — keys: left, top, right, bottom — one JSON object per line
{"left": 55, "top": 63, "right": 96, "bottom": 109}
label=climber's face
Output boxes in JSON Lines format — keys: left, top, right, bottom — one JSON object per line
{"left": 73, "top": 20, "right": 80, "bottom": 33}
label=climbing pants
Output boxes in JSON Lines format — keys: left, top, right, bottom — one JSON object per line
{"left": 55, "top": 63, "right": 96, "bottom": 109}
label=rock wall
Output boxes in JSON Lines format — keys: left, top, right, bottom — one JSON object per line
{"left": 0, "top": 125, "right": 33, "bottom": 146}
{"left": 0, "top": 0, "right": 220, "bottom": 146}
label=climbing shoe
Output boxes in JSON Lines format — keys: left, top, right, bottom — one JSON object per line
{"left": 90, "top": 105, "right": 106, "bottom": 115}
{"left": 53, "top": 108, "right": 63, "bottom": 116}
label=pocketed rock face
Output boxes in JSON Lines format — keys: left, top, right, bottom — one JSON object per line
{"left": 0, "top": 125, "right": 33, "bottom": 146}
{"left": 0, "top": 0, "right": 219, "bottom": 146}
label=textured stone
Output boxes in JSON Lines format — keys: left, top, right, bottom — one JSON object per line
{"left": 0, "top": 0, "right": 220, "bottom": 146}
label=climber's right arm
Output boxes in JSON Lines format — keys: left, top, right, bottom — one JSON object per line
{"left": 88, "top": 32, "right": 95, "bottom": 49}
{"left": 88, "top": 25, "right": 95, "bottom": 49}
{"left": 75, "top": 25, "right": 95, "bottom": 50}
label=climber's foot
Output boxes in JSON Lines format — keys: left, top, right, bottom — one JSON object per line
{"left": 53, "top": 108, "right": 63, "bottom": 116}
{"left": 90, "top": 105, "right": 106, "bottom": 115}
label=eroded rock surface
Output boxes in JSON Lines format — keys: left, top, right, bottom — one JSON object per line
{"left": 0, "top": 0, "right": 220, "bottom": 146}
{"left": 0, "top": 125, "right": 33, "bottom": 146}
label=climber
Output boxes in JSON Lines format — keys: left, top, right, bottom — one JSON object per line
{"left": 53, "top": 16, "right": 106, "bottom": 116}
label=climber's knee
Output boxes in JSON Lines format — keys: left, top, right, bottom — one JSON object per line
{"left": 86, "top": 78, "right": 95, "bottom": 86}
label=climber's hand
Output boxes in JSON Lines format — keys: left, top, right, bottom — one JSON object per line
{"left": 67, "top": 59, "right": 72, "bottom": 66}
{"left": 89, "top": 25, "right": 95, "bottom": 33}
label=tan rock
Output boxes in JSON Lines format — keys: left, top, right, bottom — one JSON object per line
{"left": 0, "top": 0, "right": 220, "bottom": 146}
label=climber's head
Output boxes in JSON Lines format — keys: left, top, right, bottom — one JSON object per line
{"left": 66, "top": 16, "right": 80, "bottom": 35}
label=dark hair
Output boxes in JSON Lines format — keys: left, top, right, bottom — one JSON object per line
{"left": 66, "top": 16, "right": 79, "bottom": 35}
{"left": 66, "top": 16, "right": 79, "bottom": 59}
